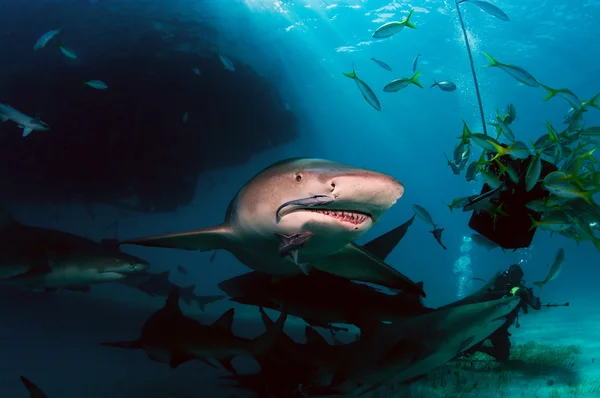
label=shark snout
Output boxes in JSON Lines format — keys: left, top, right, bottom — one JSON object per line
{"left": 328, "top": 171, "right": 404, "bottom": 220}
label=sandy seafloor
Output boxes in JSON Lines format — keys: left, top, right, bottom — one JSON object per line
{"left": 1, "top": 284, "right": 599, "bottom": 398}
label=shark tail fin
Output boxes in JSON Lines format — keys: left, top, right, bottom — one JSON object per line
{"left": 99, "top": 340, "right": 143, "bottom": 350}
{"left": 119, "top": 224, "right": 233, "bottom": 252}
{"left": 19, "top": 376, "right": 49, "bottom": 398}
{"left": 252, "top": 306, "right": 288, "bottom": 356}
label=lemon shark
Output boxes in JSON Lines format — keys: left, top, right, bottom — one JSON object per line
{"left": 0, "top": 210, "right": 149, "bottom": 291}
{"left": 121, "top": 158, "right": 424, "bottom": 296}
{"left": 328, "top": 296, "right": 522, "bottom": 395}
{"left": 101, "top": 288, "right": 287, "bottom": 374}
{"left": 245, "top": 296, "right": 520, "bottom": 396}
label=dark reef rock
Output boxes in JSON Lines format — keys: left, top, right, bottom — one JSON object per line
{"left": 0, "top": 1, "right": 298, "bottom": 213}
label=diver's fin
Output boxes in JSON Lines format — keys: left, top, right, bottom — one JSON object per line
{"left": 119, "top": 224, "right": 232, "bottom": 252}
{"left": 362, "top": 215, "right": 415, "bottom": 261}
{"left": 19, "top": 376, "right": 49, "bottom": 398}
{"left": 313, "top": 243, "right": 426, "bottom": 297}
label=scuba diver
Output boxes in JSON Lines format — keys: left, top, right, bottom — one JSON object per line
{"left": 454, "top": 264, "right": 542, "bottom": 362}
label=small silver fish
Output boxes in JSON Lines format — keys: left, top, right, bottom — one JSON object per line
{"left": 458, "top": 0, "right": 509, "bottom": 22}
{"left": 219, "top": 54, "right": 235, "bottom": 72}
{"left": 430, "top": 80, "right": 456, "bottom": 92}
{"left": 192, "top": 68, "right": 201, "bottom": 75}
{"left": 59, "top": 46, "right": 78, "bottom": 59}
{"left": 370, "top": 57, "right": 392, "bottom": 72}
{"left": 343, "top": 64, "right": 381, "bottom": 111}
{"left": 412, "top": 53, "right": 421, "bottom": 73}
{"left": 34, "top": 28, "right": 62, "bottom": 51}
{"left": 84, "top": 80, "right": 108, "bottom": 90}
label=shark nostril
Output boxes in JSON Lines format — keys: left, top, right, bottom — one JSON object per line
{"left": 330, "top": 182, "right": 336, "bottom": 190}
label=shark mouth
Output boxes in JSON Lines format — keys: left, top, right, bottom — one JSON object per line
{"left": 306, "top": 208, "right": 371, "bottom": 225}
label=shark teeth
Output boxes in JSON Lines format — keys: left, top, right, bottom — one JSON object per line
{"left": 308, "top": 209, "right": 370, "bottom": 225}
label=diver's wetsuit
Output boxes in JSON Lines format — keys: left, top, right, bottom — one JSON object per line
{"left": 462, "top": 264, "right": 541, "bottom": 362}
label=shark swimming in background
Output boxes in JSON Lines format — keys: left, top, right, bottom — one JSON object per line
{"left": 101, "top": 288, "right": 287, "bottom": 374}
{"left": 0, "top": 103, "right": 49, "bottom": 137}
{"left": 120, "top": 158, "right": 425, "bottom": 296}
{"left": 19, "top": 376, "right": 49, "bottom": 398}
{"left": 0, "top": 210, "right": 149, "bottom": 292}
{"left": 121, "top": 270, "right": 225, "bottom": 311}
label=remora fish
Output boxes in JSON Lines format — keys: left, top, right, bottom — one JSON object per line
{"left": 121, "top": 270, "right": 224, "bottom": 311}
{"left": 343, "top": 64, "right": 382, "bottom": 111}
{"left": 0, "top": 210, "right": 149, "bottom": 291}
{"left": 19, "top": 376, "right": 49, "bottom": 398}
{"left": 275, "top": 195, "right": 334, "bottom": 222}
{"left": 370, "top": 57, "right": 392, "bottom": 72}
{"left": 533, "top": 248, "right": 564, "bottom": 289}
{"left": 120, "top": 158, "right": 425, "bottom": 296}
{"left": 462, "top": 183, "right": 505, "bottom": 212}
{"left": 275, "top": 231, "right": 314, "bottom": 274}
{"left": 430, "top": 80, "right": 456, "bottom": 92}
{"left": 0, "top": 103, "right": 49, "bottom": 137}
{"left": 101, "top": 288, "right": 287, "bottom": 373}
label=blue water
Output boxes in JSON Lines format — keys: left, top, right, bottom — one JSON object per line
{"left": 1, "top": 0, "right": 599, "bottom": 397}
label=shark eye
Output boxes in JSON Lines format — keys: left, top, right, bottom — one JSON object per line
{"left": 295, "top": 174, "right": 303, "bottom": 183}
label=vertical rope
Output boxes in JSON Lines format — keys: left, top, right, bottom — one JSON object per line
{"left": 455, "top": 1, "right": 488, "bottom": 136}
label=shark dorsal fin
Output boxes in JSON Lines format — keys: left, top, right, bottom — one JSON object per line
{"left": 19, "top": 376, "right": 49, "bottom": 398}
{"left": 182, "top": 284, "right": 195, "bottom": 295}
{"left": 362, "top": 214, "right": 415, "bottom": 261}
{"left": 305, "top": 326, "right": 327, "bottom": 346}
{"left": 164, "top": 288, "right": 182, "bottom": 315}
{"left": 212, "top": 309, "right": 235, "bottom": 332}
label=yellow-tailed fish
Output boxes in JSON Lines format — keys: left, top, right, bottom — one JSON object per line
{"left": 444, "top": 153, "right": 461, "bottom": 175}
{"left": 442, "top": 196, "right": 469, "bottom": 213}
{"left": 465, "top": 160, "right": 480, "bottom": 182}
{"left": 481, "top": 52, "right": 540, "bottom": 87}
{"left": 525, "top": 150, "right": 542, "bottom": 192}
{"left": 481, "top": 169, "right": 502, "bottom": 189}
{"left": 343, "top": 64, "right": 381, "bottom": 111}
{"left": 494, "top": 159, "right": 519, "bottom": 184}
{"left": 529, "top": 214, "right": 571, "bottom": 232}
{"left": 412, "top": 204, "right": 437, "bottom": 228}
{"left": 495, "top": 111, "right": 515, "bottom": 142}
{"left": 488, "top": 140, "right": 530, "bottom": 161}
{"left": 543, "top": 171, "right": 596, "bottom": 204}
{"left": 383, "top": 71, "right": 423, "bottom": 92}
{"left": 533, "top": 248, "right": 564, "bottom": 289}
{"left": 540, "top": 85, "right": 582, "bottom": 111}
{"left": 372, "top": 9, "right": 417, "bottom": 39}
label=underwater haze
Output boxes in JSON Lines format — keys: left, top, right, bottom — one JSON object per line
{"left": 1, "top": 0, "right": 600, "bottom": 397}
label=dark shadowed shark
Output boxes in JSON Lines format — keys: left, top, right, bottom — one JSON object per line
{"left": 218, "top": 215, "right": 428, "bottom": 331}
{"left": 19, "top": 376, "right": 48, "bottom": 398}
{"left": 120, "top": 158, "right": 425, "bottom": 296}
{"left": 120, "top": 270, "right": 225, "bottom": 311}
{"left": 0, "top": 211, "right": 149, "bottom": 292}
{"left": 100, "top": 288, "right": 287, "bottom": 374}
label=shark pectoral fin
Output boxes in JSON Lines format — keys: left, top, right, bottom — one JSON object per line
{"left": 22, "top": 127, "right": 33, "bottom": 137}
{"left": 362, "top": 214, "right": 415, "bottom": 261}
{"left": 217, "top": 357, "right": 238, "bottom": 374}
{"left": 313, "top": 244, "right": 426, "bottom": 297}
{"left": 9, "top": 262, "right": 53, "bottom": 280}
{"left": 212, "top": 308, "right": 235, "bottom": 332}
{"left": 169, "top": 352, "right": 197, "bottom": 368}
{"left": 19, "top": 376, "right": 48, "bottom": 398}
{"left": 120, "top": 224, "right": 233, "bottom": 252}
